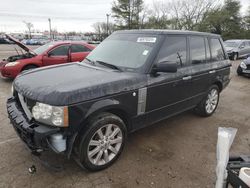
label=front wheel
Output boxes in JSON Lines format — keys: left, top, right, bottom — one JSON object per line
{"left": 78, "top": 113, "right": 126, "bottom": 171}
{"left": 233, "top": 53, "right": 238, "bottom": 61}
{"left": 194, "top": 85, "right": 220, "bottom": 117}
{"left": 237, "top": 66, "right": 243, "bottom": 76}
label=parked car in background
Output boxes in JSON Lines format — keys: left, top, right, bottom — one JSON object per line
{"left": 0, "top": 35, "right": 95, "bottom": 78}
{"left": 237, "top": 56, "right": 250, "bottom": 76}
{"left": 0, "top": 38, "right": 10, "bottom": 44}
{"left": 7, "top": 30, "right": 231, "bottom": 171}
{"left": 224, "top": 40, "right": 250, "bottom": 60}
{"left": 22, "top": 39, "right": 49, "bottom": 45}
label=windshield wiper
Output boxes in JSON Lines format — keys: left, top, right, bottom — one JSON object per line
{"left": 85, "top": 57, "right": 96, "bottom": 65}
{"left": 96, "top": 60, "right": 123, "bottom": 72}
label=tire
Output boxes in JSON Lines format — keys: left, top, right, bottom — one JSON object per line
{"left": 233, "top": 52, "right": 238, "bottom": 61}
{"left": 237, "top": 66, "right": 243, "bottom": 76}
{"left": 78, "top": 112, "right": 127, "bottom": 171}
{"left": 194, "top": 85, "right": 220, "bottom": 117}
{"left": 21, "top": 65, "right": 38, "bottom": 72}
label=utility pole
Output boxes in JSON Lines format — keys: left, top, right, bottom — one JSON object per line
{"left": 106, "top": 14, "right": 110, "bottom": 36}
{"left": 128, "top": 0, "right": 131, "bottom": 29}
{"left": 48, "top": 18, "right": 52, "bottom": 40}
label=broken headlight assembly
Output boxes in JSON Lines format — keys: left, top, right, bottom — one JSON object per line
{"left": 32, "top": 102, "right": 68, "bottom": 127}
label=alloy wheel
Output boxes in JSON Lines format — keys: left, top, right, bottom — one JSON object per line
{"left": 205, "top": 88, "right": 219, "bottom": 114}
{"left": 87, "top": 124, "right": 123, "bottom": 166}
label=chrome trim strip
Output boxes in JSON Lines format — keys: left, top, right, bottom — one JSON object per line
{"left": 137, "top": 87, "right": 147, "bottom": 115}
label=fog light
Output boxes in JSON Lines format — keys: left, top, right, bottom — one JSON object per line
{"left": 49, "top": 133, "right": 66, "bottom": 153}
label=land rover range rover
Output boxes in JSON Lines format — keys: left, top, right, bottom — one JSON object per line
{"left": 7, "top": 30, "right": 231, "bottom": 171}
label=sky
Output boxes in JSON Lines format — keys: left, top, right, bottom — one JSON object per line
{"left": 0, "top": 0, "right": 249, "bottom": 33}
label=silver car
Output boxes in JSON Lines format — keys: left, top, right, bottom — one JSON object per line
{"left": 224, "top": 40, "right": 250, "bottom": 60}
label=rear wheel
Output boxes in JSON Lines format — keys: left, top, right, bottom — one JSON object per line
{"left": 78, "top": 113, "right": 127, "bottom": 171}
{"left": 194, "top": 85, "right": 220, "bottom": 117}
{"left": 237, "top": 66, "right": 243, "bottom": 76}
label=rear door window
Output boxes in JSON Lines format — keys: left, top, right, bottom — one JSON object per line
{"left": 210, "top": 38, "right": 225, "bottom": 61}
{"left": 190, "top": 36, "right": 206, "bottom": 64}
{"left": 71, "top": 44, "right": 90, "bottom": 53}
{"left": 157, "top": 35, "right": 187, "bottom": 67}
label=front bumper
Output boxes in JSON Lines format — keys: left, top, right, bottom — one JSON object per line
{"left": 0, "top": 66, "right": 17, "bottom": 78}
{"left": 237, "top": 66, "right": 250, "bottom": 76}
{"left": 7, "top": 97, "right": 61, "bottom": 152}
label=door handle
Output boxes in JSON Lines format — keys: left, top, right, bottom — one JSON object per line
{"left": 209, "top": 70, "right": 216, "bottom": 74}
{"left": 182, "top": 76, "right": 192, "bottom": 81}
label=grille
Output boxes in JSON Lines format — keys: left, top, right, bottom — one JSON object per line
{"left": 18, "top": 93, "right": 33, "bottom": 120}
{"left": 247, "top": 64, "right": 250, "bottom": 70}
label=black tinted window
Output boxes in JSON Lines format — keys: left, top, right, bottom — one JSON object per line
{"left": 157, "top": 36, "right": 187, "bottom": 66}
{"left": 71, "top": 44, "right": 90, "bottom": 53}
{"left": 210, "top": 38, "right": 225, "bottom": 61}
{"left": 49, "top": 45, "right": 69, "bottom": 56}
{"left": 190, "top": 37, "right": 206, "bottom": 64}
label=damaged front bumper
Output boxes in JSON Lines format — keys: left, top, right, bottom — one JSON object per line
{"left": 6, "top": 97, "right": 70, "bottom": 155}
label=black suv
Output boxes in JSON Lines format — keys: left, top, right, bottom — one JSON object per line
{"left": 7, "top": 30, "right": 231, "bottom": 171}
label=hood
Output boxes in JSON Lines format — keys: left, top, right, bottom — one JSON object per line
{"left": 14, "top": 63, "right": 147, "bottom": 106}
{"left": 5, "top": 34, "right": 36, "bottom": 55}
{"left": 243, "top": 58, "right": 250, "bottom": 65}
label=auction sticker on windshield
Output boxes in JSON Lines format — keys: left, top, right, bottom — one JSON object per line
{"left": 137, "top": 37, "right": 157, "bottom": 43}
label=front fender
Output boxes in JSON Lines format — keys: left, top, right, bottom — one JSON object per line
{"left": 84, "top": 99, "right": 130, "bottom": 119}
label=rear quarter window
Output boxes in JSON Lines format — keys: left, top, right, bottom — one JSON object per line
{"left": 210, "top": 38, "right": 226, "bottom": 61}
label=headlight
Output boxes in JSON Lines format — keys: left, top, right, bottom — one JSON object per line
{"left": 32, "top": 102, "right": 68, "bottom": 127}
{"left": 5, "top": 61, "right": 20, "bottom": 67}
{"left": 240, "top": 62, "right": 247, "bottom": 69}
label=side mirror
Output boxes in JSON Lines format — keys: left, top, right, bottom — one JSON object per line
{"left": 153, "top": 61, "right": 178, "bottom": 73}
{"left": 239, "top": 45, "right": 245, "bottom": 49}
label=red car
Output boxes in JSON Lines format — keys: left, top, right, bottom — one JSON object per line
{"left": 0, "top": 35, "right": 95, "bottom": 78}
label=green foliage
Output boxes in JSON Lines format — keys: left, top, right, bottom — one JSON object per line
{"left": 112, "top": 0, "right": 143, "bottom": 29}
{"left": 201, "top": 0, "right": 247, "bottom": 40}
{"left": 100, "top": 0, "right": 250, "bottom": 40}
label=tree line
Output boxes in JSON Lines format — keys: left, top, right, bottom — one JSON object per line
{"left": 93, "top": 0, "right": 250, "bottom": 41}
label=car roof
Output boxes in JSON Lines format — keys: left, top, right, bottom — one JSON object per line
{"left": 225, "top": 39, "right": 250, "bottom": 43}
{"left": 48, "top": 41, "right": 95, "bottom": 49}
{"left": 114, "top": 29, "right": 220, "bottom": 37}
{"left": 50, "top": 41, "right": 88, "bottom": 45}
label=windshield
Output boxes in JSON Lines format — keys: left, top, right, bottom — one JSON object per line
{"left": 224, "top": 41, "right": 239, "bottom": 48}
{"left": 33, "top": 42, "right": 54, "bottom": 55}
{"left": 84, "top": 33, "right": 158, "bottom": 71}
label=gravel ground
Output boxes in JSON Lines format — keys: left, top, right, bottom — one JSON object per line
{"left": 0, "top": 44, "right": 250, "bottom": 188}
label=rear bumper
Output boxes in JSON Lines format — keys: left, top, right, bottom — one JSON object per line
{"left": 7, "top": 97, "right": 60, "bottom": 152}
